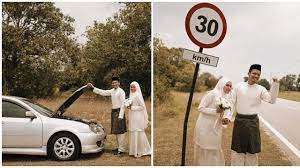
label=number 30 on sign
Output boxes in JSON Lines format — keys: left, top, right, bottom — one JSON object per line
{"left": 185, "top": 3, "right": 227, "bottom": 48}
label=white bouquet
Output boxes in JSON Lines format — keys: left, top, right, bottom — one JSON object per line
{"left": 124, "top": 98, "right": 132, "bottom": 108}
{"left": 214, "top": 97, "right": 232, "bottom": 133}
{"left": 119, "top": 98, "right": 132, "bottom": 119}
{"left": 216, "top": 97, "right": 231, "bottom": 110}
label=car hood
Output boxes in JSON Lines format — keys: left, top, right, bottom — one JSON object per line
{"left": 55, "top": 85, "right": 89, "bottom": 115}
{"left": 51, "top": 113, "right": 98, "bottom": 125}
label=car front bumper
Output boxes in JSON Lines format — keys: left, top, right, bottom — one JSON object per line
{"left": 77, "top": 132, "right": 106, "bottom": 154}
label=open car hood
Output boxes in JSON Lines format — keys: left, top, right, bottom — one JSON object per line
{"left": 55, "top": 85, "right": 89, "bottom": 115}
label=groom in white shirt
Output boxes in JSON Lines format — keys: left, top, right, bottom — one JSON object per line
{"left": 87, "top": 77, "right": 126, "bottom": 155}
{"left": 231, "top": 64, "right": 279, "bottom": 165}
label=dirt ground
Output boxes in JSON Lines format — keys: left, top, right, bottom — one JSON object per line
{"left": 279, "top": 91, "right": 300, "bottom": 102}
{"left": 154, "top": 91, "right": 292, "bottom": 166}
{"left": 2, "top": 93, "right": 151, "bottom": 166}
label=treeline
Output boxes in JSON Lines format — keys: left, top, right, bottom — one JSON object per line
{"left": 154, "top": 38, "right": 218, "bottom": 104}
{"left": 255, "top": 75, "right": 300, "bottom": 92}
{"left": 154, "top": 37, "right": 300, "bottom": 104}
{"left": 2, "top": 2, "right": 151, "bottom": 98}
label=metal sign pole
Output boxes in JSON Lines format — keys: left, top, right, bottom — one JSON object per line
{"left": 181, "top": 47, "right": 203, "bottom": 166}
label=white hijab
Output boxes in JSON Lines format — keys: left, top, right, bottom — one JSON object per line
{"left": 130, "top": 81, "right": 149, "bottom": 129}
{"left": 211, "top": 77, "right": 233, "bottom": 134}
{"left": 211, "top": 77, "right": 232, "bottom": 99}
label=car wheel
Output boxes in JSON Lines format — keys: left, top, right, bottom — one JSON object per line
{"left": 48, "top": 132, "right": 80, "bottom": 161}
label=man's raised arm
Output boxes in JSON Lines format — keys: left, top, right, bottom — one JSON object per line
{"left": 87, "top": 83, "right": 112, "bottom": 96}
{"left": 261, "top": 78, "right": 279, "bottom": 104}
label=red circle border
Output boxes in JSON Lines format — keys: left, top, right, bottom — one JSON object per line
{"left": 185, "top": 3, "right": 227, "bottom": 48}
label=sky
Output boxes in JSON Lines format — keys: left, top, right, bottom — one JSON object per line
{"left": 154, "top": 2, "right": 300, "bottom": 84}
{"left": 54, "top": 2, "right": 123, "bottom": 44}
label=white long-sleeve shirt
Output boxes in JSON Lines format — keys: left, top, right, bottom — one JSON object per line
{"left": 232, "top": 81, "right": 279, "bottom": 115}
{"left": 93, "top": 87, "right": 125, "bottom": 109}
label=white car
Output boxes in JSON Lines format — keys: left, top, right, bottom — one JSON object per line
{"left": 2, "top": 86, "right": 106, "bottom": 161}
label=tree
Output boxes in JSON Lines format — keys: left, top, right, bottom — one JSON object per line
{"left": 257, "top": 78, "right": 271, "bottom": 90}
{"left": 296, "top": 74, "right": 300, "bottom": 91}
{"left": 83, "top": 3, "right": 151, "bottom": 97}
{"left": 154, "top": 38, "right": 173, "bottom": 103}
{"left": 174, "top": 63, "right": 195, "bottom": 92}
{"left": 2, "top": 2, "right": 77, "bottom": 98}
{"left": 153, "top": 37, "right": 200, "bottom": 104}
{"left": 197, "top": 72, "right": 218, "bottom": 91}
{"left": 279, "top": 74, "right": 297, "bottom": 91}
{"left": 153, "top": 37, "right": 221, "bottom": 103}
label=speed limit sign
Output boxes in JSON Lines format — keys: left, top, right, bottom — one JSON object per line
{"left": 185, "top": 3, "right": 227, "bottom": 48}
{"left": 181, "top": 3, "right": 227, "bottom": 166}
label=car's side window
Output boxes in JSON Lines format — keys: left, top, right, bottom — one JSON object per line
{"left": 2, "top": 101, "right": 28, "bottom": 118}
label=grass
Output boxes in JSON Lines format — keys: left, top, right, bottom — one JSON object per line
{"left": 154, "top": 91, "right": 292, "bottom": 166}
{"left": 279, "top": 91, "right": 300, "bottom": 102}
{"left": 2, "top": 92, "right": 151, "bottom": 166}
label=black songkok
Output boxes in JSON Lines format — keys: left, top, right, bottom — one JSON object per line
{"left": 112, "top": 76, "right": 120, "bottom": 82}
{"left": 249, "top": 64, "right": 261, "bottom": 72}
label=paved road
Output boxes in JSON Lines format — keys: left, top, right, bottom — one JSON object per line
{"left": 258, "top": 98, "right": 300, "bottom": 157}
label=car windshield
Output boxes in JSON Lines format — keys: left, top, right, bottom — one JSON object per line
{"left": 22, "top": 99, "right": 54, "bottom": 117}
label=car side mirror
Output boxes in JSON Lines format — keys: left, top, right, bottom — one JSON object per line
{"left": 25, "top": 111, "right": 36, "bottom": 120}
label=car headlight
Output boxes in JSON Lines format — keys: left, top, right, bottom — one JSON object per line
{"left": 89, "top": 124, "right": 104, "bottom": 134}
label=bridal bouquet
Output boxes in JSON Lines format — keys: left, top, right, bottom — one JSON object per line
{"left": 213, "top": 97, "right": 232, "bottom": 134}
{"left": 124, "top": 98, "right": 133, "bottom": 108}
{"left": 216, "top": 97, "right": 231, "bottom": 110}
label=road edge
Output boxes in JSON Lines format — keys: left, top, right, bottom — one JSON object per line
{"left": 259, "top": 115, "right": 300, "bottom": 165}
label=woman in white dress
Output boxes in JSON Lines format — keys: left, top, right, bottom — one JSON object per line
{"left": 194, "top": 77, "right": 233, "bottom": 165}
{"left": 119, "top": 81, "right": 151, "bottom": 157}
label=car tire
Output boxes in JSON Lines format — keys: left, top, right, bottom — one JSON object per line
{"left": 48, "top": 132, "right": 80, "bottom": 161}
